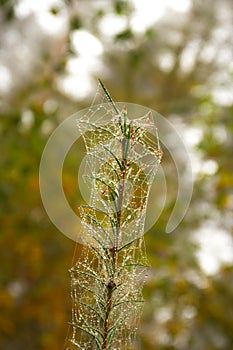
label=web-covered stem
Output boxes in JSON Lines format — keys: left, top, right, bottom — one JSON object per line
{"left": 66, "top": 82, "right": 162, "bottom": 350}
{"left": 101, "top": 110, "right": 136, "bottom": 349}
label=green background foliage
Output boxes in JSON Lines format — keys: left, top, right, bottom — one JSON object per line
{"left": 0, "top": 0, "right": 232, "bottom": 349}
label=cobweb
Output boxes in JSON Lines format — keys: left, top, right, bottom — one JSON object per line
{"left": 65, "top": 82, "right": 162, "bottom": 350}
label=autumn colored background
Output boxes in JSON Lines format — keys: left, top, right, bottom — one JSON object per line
{"left": 0, "top": 0, "right": 233, "bottom": 349}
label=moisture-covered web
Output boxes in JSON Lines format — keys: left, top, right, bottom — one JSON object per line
{"left": 67, "top": 237, "right": 148, "bottom": 350}
{"left": 65, "top": 82, "right": 162, "bottom": 350}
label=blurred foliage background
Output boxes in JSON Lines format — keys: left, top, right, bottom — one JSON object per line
{"left": 0, "top": 0, "right": 233, "bottom": 349}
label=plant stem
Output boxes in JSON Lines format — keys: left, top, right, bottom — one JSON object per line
{"left": 102, "top": 281, "right": 115, "bottom": 350}
{"left": 101, "top": 132, "right": 129, "bottom": 349}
